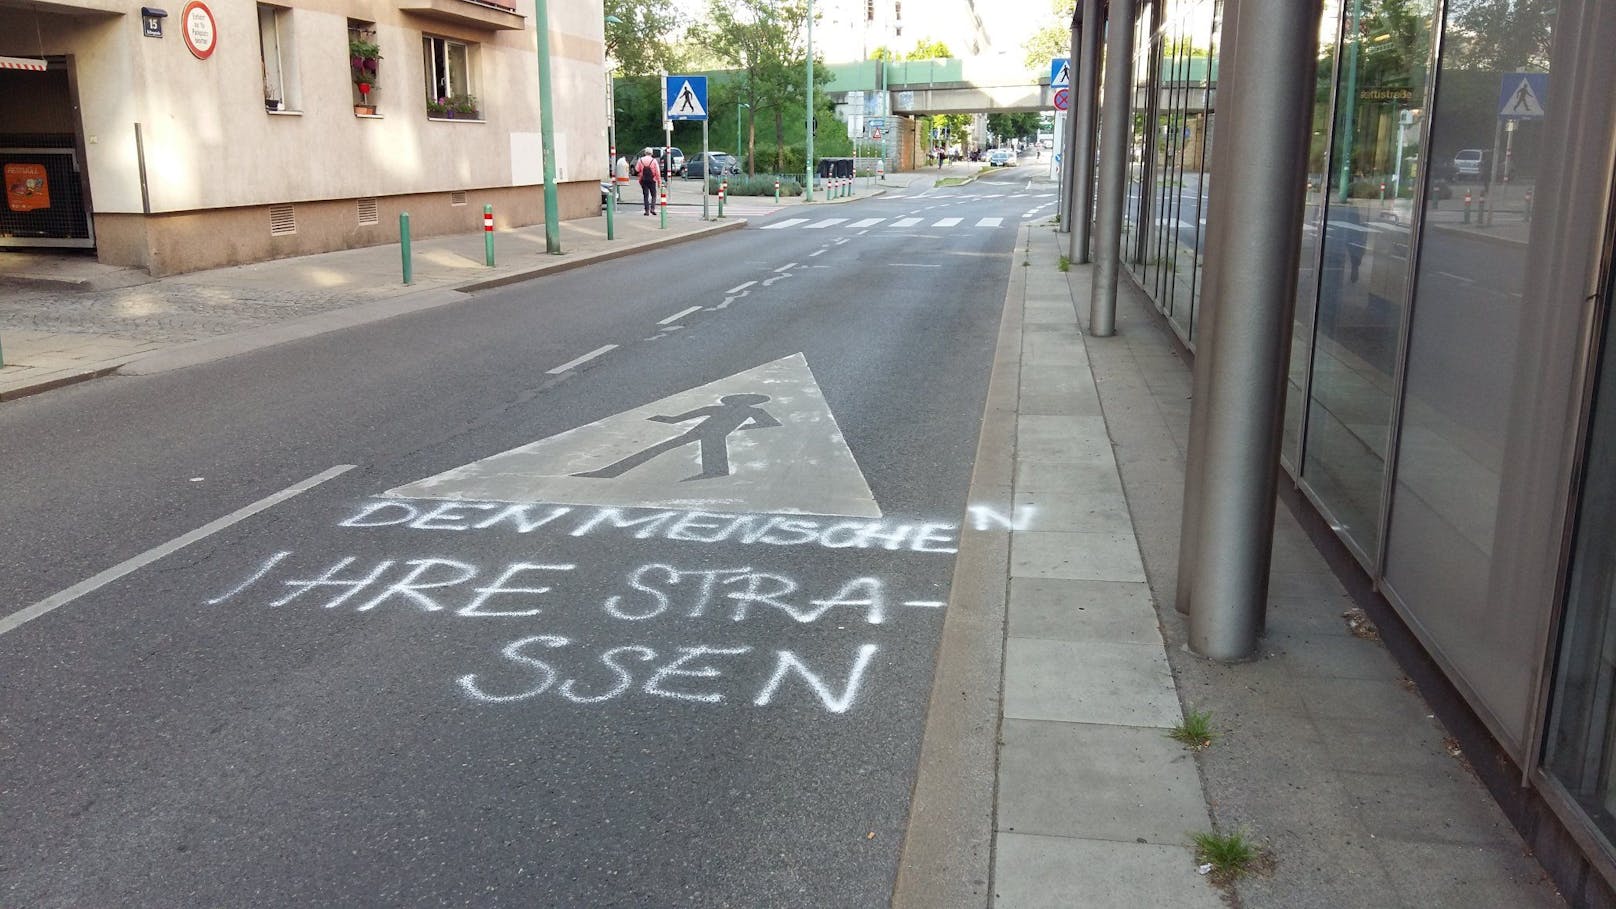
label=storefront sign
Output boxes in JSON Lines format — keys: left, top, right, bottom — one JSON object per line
{"left": 1358, "top": 86, "right": 1413, "bottom": 103}
{"left": 181, "top": 1, "right": 216, "bottom": 60}
{"left": 5, "top": 163, "right": 51, "bottom": 212}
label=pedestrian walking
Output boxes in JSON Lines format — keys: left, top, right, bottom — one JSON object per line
{"left": 635, "top": 148, "right": 661, "bottom": 216}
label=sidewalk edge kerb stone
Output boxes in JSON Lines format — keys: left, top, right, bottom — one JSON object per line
{"left": 456, "top": 219, "right": 746, "bottom": 292}
{"left": 891, "top": 224, "right": 1027, "bottom": 909}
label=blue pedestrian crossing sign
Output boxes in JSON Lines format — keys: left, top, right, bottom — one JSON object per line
{"left": 1497, "top": 72, "right": 1547, "bottom": 120}
{"left": 666, "top": 75, "right": 708, "bottom": 121}
{"left": 1050, "top": 58, "right": 1070, "bottom": 88}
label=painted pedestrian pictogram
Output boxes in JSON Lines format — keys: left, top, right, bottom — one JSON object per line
{"left": 574, "top": 394, "right": 781, "bottom": 481}
{"left": 386, "top": 354, "right": 880, "bottom": 516}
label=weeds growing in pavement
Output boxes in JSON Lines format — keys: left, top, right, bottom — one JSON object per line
{"left": 1192, "top": 829, "right": 1261, "bottom": 885}
{"left": 1169, "top": 708, "right": 1216, "bottom": 750}
{"left": 1058, "top": 255, "right": 1071, "bottom": 272}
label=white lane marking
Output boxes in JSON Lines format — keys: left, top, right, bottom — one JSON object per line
{"left": 975, "top": 217, "right": 1003, "bottom": 228}
{"left": 804, "top": 218, "right": 847, "bottom": 229}
{"left": 892, "top": 217, "right": 923, "bottom": 228}
{"left": 833, "top": 237, "right": 850, "bottom": 245}
{"left": 904, "top": 600, "right": 946, "bottom": 608}
{"left": 933, "top": 217, "right": 963, "bottom": 227}
{"left": 891, "top": 263, "right": 942, "bottom": 268}
{"left": 775, "top": 262, "right": 797, "bottom": 272}
{"left": 726, "top": 280, "right": 757, "bottom": 293}
{"left": 546, "top": 344, "right": 618, "bottom": 375}
{"left": 762, "top": 273, "right": 792, "bottom": 286}
{"left": 0, "top": 465, "right": 357, "bottom": 638}
{"left": 658, "top": 305, "right": 704, "bottom": 325}
{"left": 809, "top": 249, "right": 827, "bottom": 257}
{"left": 848, "top": 218, "right": 885, "bottom": 228}
{"left": 858, "top": 229, "right": 870, "bottom": 236}
{"left": 761, "top": 218, "right": 810, "bottom": 230}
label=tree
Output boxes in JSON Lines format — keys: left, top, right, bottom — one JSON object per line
{"left": 691, "top": 0, "right": 821, "bottom": 175}
{"left": 987, "top": 112, "right": 1041, "bottom": 143}
{"left": 604, "top": 0, "right": 683, "bottom": 76}
{"left": 1022, "top": 1, "right": 1076, "bottom": 70}
{"left": 904, "top": 38, "right": 952, "bottom": 61}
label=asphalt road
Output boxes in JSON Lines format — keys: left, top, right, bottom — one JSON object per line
{"left": 0, "top": 166, "right": 1051, "bottom": 906}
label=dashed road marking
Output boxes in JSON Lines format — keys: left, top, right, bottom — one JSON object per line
{"left": 658, "top": 305, "right": 704, "bottom": 325}
{"left": 546, "top": 344, "right": 618, "bottom": 375}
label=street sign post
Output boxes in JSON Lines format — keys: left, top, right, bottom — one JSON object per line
{"left": 1497, "top": 72, "right": 1547, "bottom": 120}
{"left": 665, "top": 75, "right": 710, "bottom": 220}
{"left": 1050, "top": 57, "right": 1070, "bottom": 88}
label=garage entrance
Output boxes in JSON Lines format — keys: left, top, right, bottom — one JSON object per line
{"left": 1, "top": 56, "right": 94, "bottom": 249}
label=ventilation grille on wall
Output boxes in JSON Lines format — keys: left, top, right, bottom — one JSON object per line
{"left": 450, "top": 191, "right": 467, "bottom": 206}
{"left": 269, "top": 203, "right": 297, "bottom": 236}
{"left": 356, "top": 197, "right": 379, "bottom": 226}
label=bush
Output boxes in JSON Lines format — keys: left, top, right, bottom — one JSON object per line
{"left": 706, "top": 174, "right": 802, "bottom": 197}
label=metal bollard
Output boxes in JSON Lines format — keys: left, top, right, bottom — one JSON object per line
{"left": 483, "top": 204, "right": 495, "bottom": 267}
{"left": 1463, "top": 191, "right": 1472, "bottom": 224}
{"left": 774, "top": 178, "right": 781, "bottom": 204}
{"left": 400, "top": 212, "right": 413, "bottom": 285}
{"left": 606, "top": 187, "right": 616, "bottom": 240}
{"left": 659, "top": 186, "right": 667, "bottom": 230}
{"left": 1524, "top": 189, "right": 1533, "bottom": 222}
{"left": 718, "top": 180, "right": 727, "bottom": 218}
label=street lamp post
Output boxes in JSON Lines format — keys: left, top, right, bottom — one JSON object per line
{"left": 535, "top": 0, "right": 561, "bottom": 253}
{"left": 804, "top": 0, "right": 814, "bottom": 201}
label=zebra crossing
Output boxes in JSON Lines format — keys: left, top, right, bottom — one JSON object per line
{"left": 758, "top": 215, "right": 1011, "bottom": 231}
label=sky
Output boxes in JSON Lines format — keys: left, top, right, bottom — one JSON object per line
{"left": 667, "top": 0, "right": 1067, "bottom": 60}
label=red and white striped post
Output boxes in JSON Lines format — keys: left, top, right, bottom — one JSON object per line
{"left": 482, "top": 204, "right": 495, "bottom": 266}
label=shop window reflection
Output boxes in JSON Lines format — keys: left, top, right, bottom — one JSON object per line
{"left": 1301, "top": 0, "right": 1433, "bottom": 559}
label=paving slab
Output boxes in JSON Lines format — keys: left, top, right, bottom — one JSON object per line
{"left": 991, "top": 833, "right": 1225, "bottom": 909}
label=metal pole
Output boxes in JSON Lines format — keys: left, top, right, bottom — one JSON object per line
{"left": 1186, "top": 0, "right": 1321, "bottom": 661}
{"left": 399, "top": 212, "right": 412, "bottom": 284}
{"left": 1070, "top": 0, "right": 1102, "bottom": 264}
{"left": 702, "top": 118, "right": 711, "bottom": 221}
{"left": 1058, "top": 21, "right": 1080, "bottom": 233}
{"left": 484, "top": 204, "right": 495, "bottom": 266}
{"left": 805, "top": 0, "right": 815, "bottom": 201}
{"left": 606, "top": 186, "right": 616, "bottom": 239}
{"left": 1176, "top": 0, "right": 1243, "bottom": 616}
{"left": 1336, "top": 0, "right": 1360, "bottom": 203}
{"left": 535, "top": 0, "right": 562, "bottom": 254}
{"left": 1089, "top": 0, "right": 1135, "bottom": 337}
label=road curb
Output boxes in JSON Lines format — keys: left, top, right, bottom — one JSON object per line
{"left": 457, "top": 218, "right": 747, "bottom": 292}
{"left": 891, "top": 224, "right": 1026, "bottom": 909}
{"left": 1427, "top": 220, "right": 1529, "bottom": 250}
{"left": 0, "top": 363, "right": 124, "bottom": 403}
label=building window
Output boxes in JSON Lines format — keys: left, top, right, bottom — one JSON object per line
{"left": 258, "top": 4, "right": 299, "bottom": 112}
{"left": 422, "top": 35, "right": 479, "bottom": 119}
{"left": 348, "top": 19, "right": 379, "bottom": 112}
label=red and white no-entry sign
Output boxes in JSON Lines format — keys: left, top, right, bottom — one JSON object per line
{"left": 1053, "top": 87, "right": 1070, "bottom": 111}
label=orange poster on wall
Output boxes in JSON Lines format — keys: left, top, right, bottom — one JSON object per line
{"left": 5, "top": 163, "right": 50, "bottom": 212}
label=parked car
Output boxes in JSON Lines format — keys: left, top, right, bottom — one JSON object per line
{"left": 988, "top": 148, "right": 1016, "bottom": 167}
{"left": 1453, "top": 148, "right": 1489, "bottom": 179}
{"left": 648, "top": 146, "right": 685, "bottom": 177}
{"left": 685, "top": 151, "right": 741, "bottom": 179}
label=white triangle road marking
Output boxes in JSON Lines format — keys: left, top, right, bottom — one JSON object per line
{"left": 387, "top": 354, "right": 881, "bottom": 518}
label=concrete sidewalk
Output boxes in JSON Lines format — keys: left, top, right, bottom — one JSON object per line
{"left": 0, "top": 211, "right": 741, "bottom": 400}
{"left": 970, "top": 224, "right": 1561, "bottom": 907}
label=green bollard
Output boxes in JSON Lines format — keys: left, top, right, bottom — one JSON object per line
{"left": 659, "top": 186, "right": 667, "bottom": 230}
{"left": 483, "top": 204, "right": 495, "bottom": 267}
{"left": 718, "top": 180, "right": 726, "bottom": 218}
{"left": 774, "top": 179, "right": 780, "bottom": 204}
{"left": 400, "top": 212, "right": 413, "bottom": 285}
{"left": 606, "top": 188, "right": 616, "bottom": 240}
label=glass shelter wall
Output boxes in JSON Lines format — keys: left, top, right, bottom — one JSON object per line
{"left": 1123, "top": 0, "right": 1218, "bottom": 345}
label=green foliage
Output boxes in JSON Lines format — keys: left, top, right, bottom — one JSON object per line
{"left": 904, "top": 38, "right": 952, "bottom": 60}
{"left": 1022, "top": 1, "right": 1075, "bottom": 70}
{"left": 1057, "top": 255, "right": 1070, "bottom": 272}
{"left": 449, "top": 94, "right": 479, "bottom": 116}
{"left": 1191, "top": 830, "right": 1259, "bottom": 884}
{"left": 1169, "top": 709, "right": 1216, "bottom": 749}
{"left": 706, "top": 174, "right": 802, "bottom": 196}
{"left": 690, "top": 0, "right": 820, "bottom": 175}
{"left": 605, "top": 0, "right": 683, "bottom": 76}
{"left": 988, "top": 112, "right": 1041, "bottom": 141}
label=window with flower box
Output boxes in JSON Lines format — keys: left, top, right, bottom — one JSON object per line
{"left": 422, "top": 35, "right": 480, "bottom": 119}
